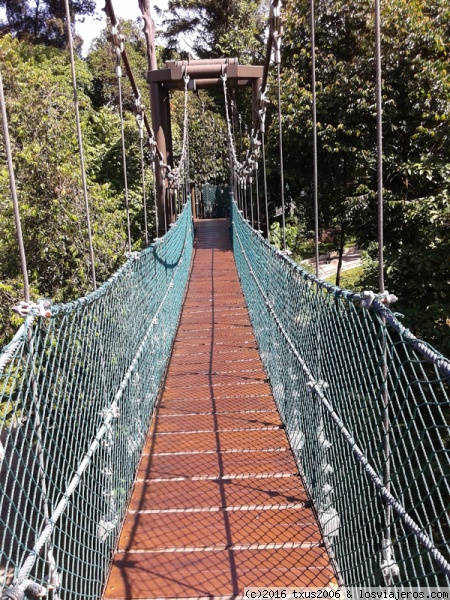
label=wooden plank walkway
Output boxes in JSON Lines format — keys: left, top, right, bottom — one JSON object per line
{"left": 104, "top": 219, "right": 336, "bottom": 599}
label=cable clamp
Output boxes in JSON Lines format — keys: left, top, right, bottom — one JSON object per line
{"left": 273, "top": 30, "right": 282, "bottom": 64}
{"left": 110, "top": 25, "right": 124, "bottom": 53}
{"left": 1, "top": 580, "right": 47, "bottom": 600}
{"left": 360, "top": 290, "right": 376, "bottom": 309}
{"left": 12, "top": 300, "right": 52, "bottom": 318}
{"left": 306, "top": 379, "right": 329, "bottom": 395}
{"left": 379, "top": 290, "right": 398, "bottom": 305}
{"left": 380, "top": 541, "right": 400, "bottom": 583}
{"left": 125, "top": 251, "right": 140, "bottom": 261}
{"left": 361, "top": 289, "right": 398, "bottom": 309}
{"left": 103, "top": 403, "right": 120, "bottom": 420}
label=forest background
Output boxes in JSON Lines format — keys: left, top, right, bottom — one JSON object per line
{"left": 0, "top": 0, "right": 449, "bottom": 355}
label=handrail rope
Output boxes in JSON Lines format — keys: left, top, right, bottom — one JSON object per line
{"left": 7, "top": 205, "right": 193, "bottom": 591}
{"left": 64, "top": 0, "right": 97, "bottom": 290}
{"left": 0, "top": 68, "right": 30, "bottom": 303}
{"left": 232, "top": 205, "right": 450, "bottom": 578}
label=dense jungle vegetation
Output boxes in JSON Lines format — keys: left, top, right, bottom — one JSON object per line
{"left": 0, "top": 0, "right": 449, "bottom": 354}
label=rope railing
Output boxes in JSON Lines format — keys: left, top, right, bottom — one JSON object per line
{"left": 0, "top": 203, "right": 194, "bottom": 600}
{"left": 230, "top": 200, "right": 450, "bottom": 588}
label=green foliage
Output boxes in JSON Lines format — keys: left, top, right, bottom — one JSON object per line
{"left": 278, "top": 0, "right": 450, "bottom": 355}
{"left": 0, "top": 32, "right": 156, "bottom": 347}
{"left": 324, "top": 266, "right": 365, "bottom": 292}
{"left": 0, "top": 0, "right": 95, "bottom": 48}
{"left": 87, "top": 20, "right": 149, "bottom": 110}
{"left": 186, "top": 94, "right": 228, "bottom": 186}
{"left": 159, "top": 0, "right": 268, "bottom": 61}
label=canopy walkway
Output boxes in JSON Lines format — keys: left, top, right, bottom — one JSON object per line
{"left": 0, "top": 1, "right": 449, "bottom": 597}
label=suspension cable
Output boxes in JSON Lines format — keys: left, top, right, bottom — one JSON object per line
{"left": 276, "top": 59, "right": 286, "bottom": 252}
{"left": 262, "top": 124, "right": 270, "bottom": 242}
{"left": 64, "top": 0, "right": 97, "bottom": 289}
{"left": 0, "top": 68, "right": 30, "bottom": 302}
{"left": 115, "top": 42, "right": 132, "bottom": 253}
{"left": 375, "top": 0, "right": 385, "bottom": 293}
{"left": 136, "top": 98, "right": 149, "bottom": 246}
{"left": 374, "top": 0, "right": 393, "bottom": 585}
{"left": 255, "top": 161, "right": 260, "bottom": 232}
{"left": 310, "top": 0, "right": 320, "bottom": 277}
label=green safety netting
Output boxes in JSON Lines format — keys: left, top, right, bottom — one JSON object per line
{"left": 0, "top": 203, "right": 194, "bottom": 599}
{"left": 231, "top": 200, "right": 450, "bottom": 589}
{"left": 201, "top": 184, "right": 230, "bottom": 219}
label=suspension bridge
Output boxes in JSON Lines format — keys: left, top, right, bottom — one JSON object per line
{"left": 1, "top": 0, "right": 450, "bottom": 599}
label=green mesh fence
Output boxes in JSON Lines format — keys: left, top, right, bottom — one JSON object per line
{"left": 231, "top": 200, "right": 450, "bottom": 589}
{"left": 0, "top": 202, "right": 194, "bottom": 599}
{"left": 201, "top": 184, "right": 230, "bottom": 218}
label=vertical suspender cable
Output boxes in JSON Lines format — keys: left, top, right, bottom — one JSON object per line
{"left": 250, "top": 175, "right": 254, "bottom": 228}
{"left": 1, "top": 67, "right": 60, "bottom": 592}
{"left": 0, "top": 69, "right": 30, "bottom": 302}
{"left": 112, "top": 31, "right": 132, "bottom": 253}
{"left": 375, "top": 0, "right": 385, "bottom": 293}
{"left": 118, "top": 74, "right": 132, "bottom": 252}
{"left": 136, "top": 106, "right": 149, "bottom": 246}
{"left": 310, "top": 0, "right": 320, "bottom": 277}
{"left": 375, "top": 0, "right": 393, "bottom": 585}
{"left": 276, "top": 62, "right": 286, "bottom": 252}
{"left": 255, "top": 162, "right": 260, "bottom": 232}
{"left": 262, "top": 132, "right": 270, "bottom": 242}
{"left": 151, "top": 145, "right": 159, "bottom": 238}
{"left": 64, "top": 0, "right": 96, "bottom": 289}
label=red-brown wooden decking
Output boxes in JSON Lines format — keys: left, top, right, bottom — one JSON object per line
{"left": 103, "top": 219, "right": 336, "bottom": 599}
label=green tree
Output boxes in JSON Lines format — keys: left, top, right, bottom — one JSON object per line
{"left": 0, "top": 0, "right": 95, "bottom": 48}
{"left": 278, "top": 0, "right": 450, "bottom": 353}
{"left": 0, "top": 36, "right": 135, "bottom": 345}
{"left": 158, "top": 0, "right": 268, "bottom": 61}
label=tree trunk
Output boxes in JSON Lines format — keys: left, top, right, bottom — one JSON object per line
{"left": 137, "top": 0, "right": 169, "bottom": 235}
{"left": 137, "top": 0, "right": 158, "bottom": 71}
